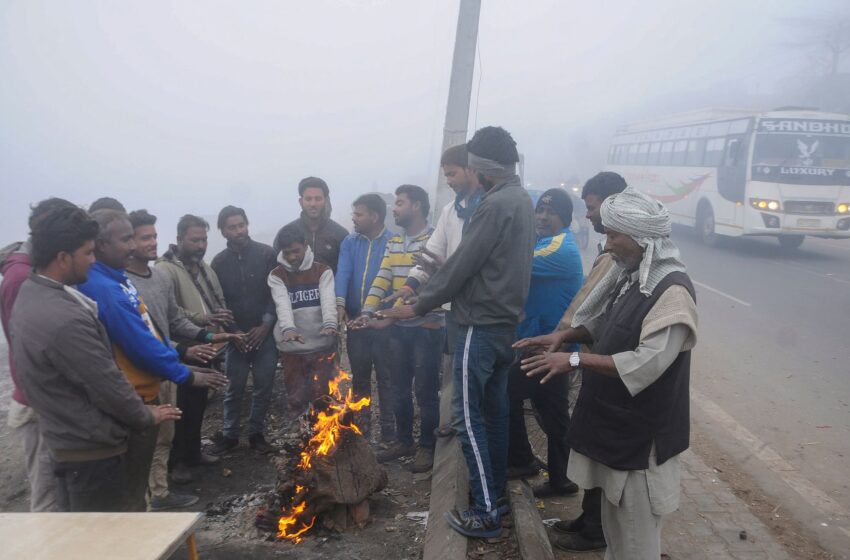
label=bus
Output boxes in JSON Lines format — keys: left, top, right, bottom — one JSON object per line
{"left": 605, "top": 108, "right": 850, "bottom": 249}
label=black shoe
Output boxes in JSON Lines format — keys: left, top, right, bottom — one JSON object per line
{"left": 553, "top": 514, "right": 584, "bottom": 534}
{"left": 170, "top": 463, "right": 193, "bottom": 485}
{"left": 197, "top": 452, "right": 221, "bottom": 466}
{"left": 208, "top": 436, "right": 238, "bottom": 456}
{"left": 150, "top": 492, "right": 199, "bottom": 511}
{"left": 553, "top": 533, "right": 607, "bottom": 552}
{"left": 249, "top": 433, "right": 277, "bottom": 455}
{"left": 444, "top": 509, "right": 502, "bottom": 539}
{"left": 506, "top": 462, "right": 541, "bottom": 480}
{"left": 532, "top": 481, "right": 579, "bottom": 499}
{"left": 375, "top": 442, "right": 416, "bottom": 463}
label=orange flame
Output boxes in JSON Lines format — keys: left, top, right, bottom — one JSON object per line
{"left": 278, "top": 368, "right": 370, "bottom": 542}
{"left": 277, "top": 501, "right": 316, "bottom": 543}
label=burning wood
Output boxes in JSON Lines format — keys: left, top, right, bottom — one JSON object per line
{"left": 271, "top": 368, "right": 387, "bottom": 543}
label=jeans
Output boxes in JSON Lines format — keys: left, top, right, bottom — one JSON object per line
{"left": 54, "top": 454, "right": 128, "bottom": 512}
{"left": 347, "top": 327, "right": 395, "bottom": 440}
{"left": 386, "top": 325, "right": 442, "bottom": 448}
{"left": 507, "top": 356, "right": 572, "bottom": 488}
{"left": 280, "top": 350, "right": 337, "bottom": 418}
{"left": 223, "top": 332, "right": 277, "bottom": 439}
{"left": 172, "top": 384, "right": 208, "bottom": 466}
{"left": 125, "top": 414, "right": 159, "bottom": 512}
{"left": 451, "top": 324, "right": 515, "bottom": 513}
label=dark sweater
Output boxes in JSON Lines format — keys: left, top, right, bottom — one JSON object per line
{"left": 211, "top": 238, "right": 278, "bottom": 332}
{"left": 11, "top": 273, "right": 153, "bottom": 462}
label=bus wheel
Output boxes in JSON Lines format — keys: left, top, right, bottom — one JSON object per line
{"left": 778, "top": 235, "right": 804, "bottom": 250}
{"left": 696, "top": 204, "right": 720, "bottom": 246}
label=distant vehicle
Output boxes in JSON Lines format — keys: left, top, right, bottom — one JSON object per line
{"left": 606, "top": 108, "right": 850, "bottom": 249}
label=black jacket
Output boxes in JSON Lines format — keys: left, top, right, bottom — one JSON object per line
{"left": 274, "top": 214, "right": 349, "bottom": 273}
{"left": 211, "top": 238, "right": 278, "bottom": 332}
{"left": 568, "top": 272, "right": 694, "bottom": 470}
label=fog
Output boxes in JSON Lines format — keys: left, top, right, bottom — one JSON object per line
{"left": 1, "top": 0, "right": 847, "bottom": 252}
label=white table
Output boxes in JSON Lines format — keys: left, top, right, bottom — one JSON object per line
{"left": 0, "top": 512, "right": 204, "bottom": 560}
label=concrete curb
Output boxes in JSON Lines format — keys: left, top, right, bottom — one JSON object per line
{"left": 423, "top": 356, "right": 468, "bottom": 560}
{"left": 508, "top": 479, "right": 555, "bottom": 560}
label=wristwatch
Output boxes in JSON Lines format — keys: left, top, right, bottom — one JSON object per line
{"left": 569, "top": 352, "right": 581, "bottom": 368}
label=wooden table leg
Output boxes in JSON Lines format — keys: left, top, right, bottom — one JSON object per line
{"left": 186, "top": 533, "right": 200, "bottom": 560}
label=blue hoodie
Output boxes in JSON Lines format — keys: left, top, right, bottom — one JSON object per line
{"left": 517, "top": 228, "right": 584, "bottom": 340}
{"left": 79, "top": 261, "right": 190, "bottom": 401}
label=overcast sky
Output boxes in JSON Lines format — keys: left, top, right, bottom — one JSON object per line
{"left": 1, "top": 0, "right": 846, "bottom": 251}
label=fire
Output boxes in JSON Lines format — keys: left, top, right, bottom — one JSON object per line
{"left": 277, "top": 368, "right": 370, "bottom": 542}
{"left": 276, "top": 502, "right": 315, "bottom": 543}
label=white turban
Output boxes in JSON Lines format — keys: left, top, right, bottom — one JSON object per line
{"left": 571, "top": 187, "right": 686, "bottom": 327}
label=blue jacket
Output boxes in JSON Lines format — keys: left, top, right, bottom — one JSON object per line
{"left": 334, "top": 229, "right": 391, "bottom": 318}
{"left": 78, "top": 261, "right": 190, "bottom": 386}
{"left": 517, "top": 228, "right": 584, "bottom": 340}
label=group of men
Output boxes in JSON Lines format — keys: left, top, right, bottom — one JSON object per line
{"left": 1, "top": 124, "right": 697, "bottom": 559}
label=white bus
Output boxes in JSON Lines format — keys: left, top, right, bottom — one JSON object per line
{"left": 606, "top": 108, "right": 850, "bottom": 249}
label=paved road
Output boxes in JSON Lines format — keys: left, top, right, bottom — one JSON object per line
{"left": 652, "top": 229, "right": 850, "bottom": 556}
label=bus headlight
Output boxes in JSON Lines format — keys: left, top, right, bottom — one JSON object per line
{"left": 838, "top": 203, "right": 849, "bottom": 214}
{"left": 750, "top": 198, "right": 781, "bottom": 212}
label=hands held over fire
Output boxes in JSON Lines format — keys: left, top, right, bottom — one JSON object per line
{"left": 520, "top": 351, "right": 576, "bottom": 384}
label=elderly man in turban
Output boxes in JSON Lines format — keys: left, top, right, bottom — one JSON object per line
{"left": 518, "top": 186, "right": 698, "bottom": 559}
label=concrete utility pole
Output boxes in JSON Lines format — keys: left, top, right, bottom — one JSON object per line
{"left": 433, "top": 0, "right": 481, "bottom": 217}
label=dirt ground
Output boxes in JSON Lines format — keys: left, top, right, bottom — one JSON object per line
{"left": 0, "top": 338, "right": 524, "bottom": 559}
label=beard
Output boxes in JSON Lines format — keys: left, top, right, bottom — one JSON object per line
{"left": 477, "top": 172, "right": 495, "bottom": 191}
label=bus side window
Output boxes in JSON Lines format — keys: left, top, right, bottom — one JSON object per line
{"left": 705, "top": 138, "right": 725, "bottom": 166}
{"left": 647, "top": 142, "right": 662, "bottom": 165}
{"left": 725, "top": 138, "right": 745, "bottom": 166}
{"left": 686, "top": 139, "right": 706, "bottom": 166}
{"left": 637, "top": 143, "right": 650, "bottom": 164}
{"left": 660, "top": 141, "right": 674, "bottom": 165}
{"left": 672, "top": 140, "right": 688, "bottom": 166}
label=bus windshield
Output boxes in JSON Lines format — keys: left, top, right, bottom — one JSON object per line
{"left": 753, "top": 134, "right": 850, "bottom": 168}
{"left": 751, "top": 119, "right": 850, "bottom": 185}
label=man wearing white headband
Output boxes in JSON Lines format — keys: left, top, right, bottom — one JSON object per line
{"left": 520, "top": 186, "right": 698, "bottom": 559}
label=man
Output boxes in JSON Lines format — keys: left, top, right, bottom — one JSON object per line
{"left": 274, "top": 177, "right": 348, "bottom": 272}
{"left": 520, "top": 187, "right": 698, "bottom": 560}
{"left": 353, "top": 185, "right": 443, "bottom": 473}
{"left": 158, "top": 215, "right": 232, "bottom": 477}
{"left": 1, "top": 197, "right": 75, "bottom": 512}
{"left": 12, "top": 206, "right": 180, "bottom": 511}
{"left": 126, "top": 209, "right": 237, "bottom": 508}
{"left": 387, "top": 144, "right": 483, "bottom": 381}
{"left": 269, "top": 230, "right": 338, "bottom": 418}
{"left": 88, "top": 196, "right": 126, "bottom": 213}
{"left": 380, "top": 126, "right": 536, "bottom": 538}
{"left": 334, "top": 194, "right": 394, "bottom": 441}
{"left": 210, "top": 206, "right": 278, "bottom": 455}
{"left": 517, "top": 171, "right": 627, "bottom": 553}
{"left": 78, "top": 210, "right": 227, "bottom": 511}
{"left": 507, "top": 188, "right": 583, "bottom": 499}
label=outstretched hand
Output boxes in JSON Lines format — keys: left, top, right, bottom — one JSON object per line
{"left": 513, "top": 331, "right": 566, "bottom": 353}
{"left": 521, "top": 352, "right": 575, "bottom": 384}
{"left": 148, "top": 404, "right": 182, "bottom": 425}
{"left": 376, "top": 304, "right": 417, "bottom": 321}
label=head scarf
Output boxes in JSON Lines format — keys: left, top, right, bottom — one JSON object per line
{"left": 467, "top": 152, "right": 516, "bottom": 178}
{"left": 571, "top": 186, "right": 686, "bottom": 327}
